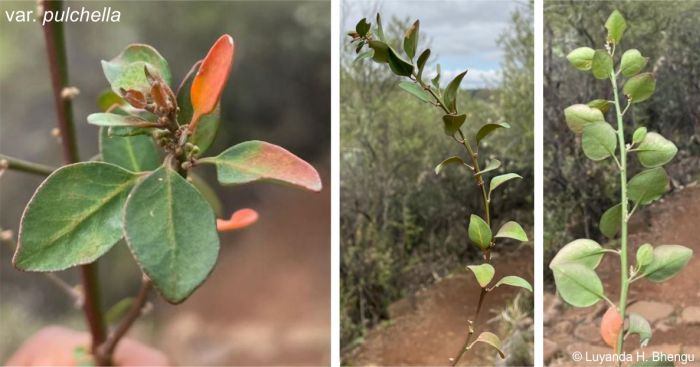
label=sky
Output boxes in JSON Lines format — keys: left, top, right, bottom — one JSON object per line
{"left": 342, "top": 0, "right": 530, "bottom": 89}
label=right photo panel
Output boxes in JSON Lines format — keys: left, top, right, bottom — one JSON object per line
{"left": 544, "top": 2, "right": 700, "bottom": 366}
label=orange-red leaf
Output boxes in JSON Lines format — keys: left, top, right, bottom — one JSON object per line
{"left": 217, "top": 208, "right": 258, "bottom": 232}
{"left": 189, "top": 34, "right": 235, "bottom": 129}
{"left": 600, "top": 306, "right": 623, "bottom": 349}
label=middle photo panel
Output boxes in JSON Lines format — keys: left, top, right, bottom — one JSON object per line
{"left": 340, "top": 1, "right": 535, "bottom": 366}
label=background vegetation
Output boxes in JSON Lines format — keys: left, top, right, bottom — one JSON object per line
{"left": 340, "top": 5, "right": 534, "bottom": 347}
{"left": 0, "top": 1, "right": 330, "bottom": 364}
{"left": 543, "top": 1, "right": 700, "bottom": 283}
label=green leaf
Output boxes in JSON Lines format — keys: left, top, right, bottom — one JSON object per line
{"left": 14, "top": 163, "right": 139, "bottom": 271}
{"left": 387, "top": 46, "right": 413, "bottom": 77}
{"left": 587, "top": 99, "right": 610, "bottom": 114}
{"left": 188, "top": 173, "right": 223, "bottom": 217}
{"left": 605, "top": 10, "right": 627, "bottom": 45}
{"left": 468, "top": 332, "right": 505, "bottom": 359}
{"left": 466, "top": 263, "right": 495, "bottom": 288}
{"left": 620, "top": 49, "right": 648, "bottom": 77}
{"left": 591, "top": 50, "right": 613, "bottom": 80}
{"left": 468, "top": 214, "right": 492, "bottom": 250}
{"left": 552, "top": 263, "right": 605, "bottom": 307}
{"left": 636, "top": 132, "right": 678, "bottom": 168}
{"left": 416, "top": 49, "right": 430, "bottom": 80}
{"left": 355, "top": 18, "right": 370, "bottom": 37}
{"left": 476, "top": 159, "right": 501, "bottom": 176}
{"left": 375, "top": 14, "right": 386, "bottom": 41}
{"left": 641, "top": 245, "right": 693, "bottom": 282}
{"left": 581, "top": 123, "right": 617, "bottom": 161}
{"left": 124, "top": 166, "right": 219, "bottom": 304}
{"left": 476, "top": 122, "right": 510, "bottom": 144}
{"left": 442, "top": 114, "right": 466, "bottom": 137}
{"left": 398, "top": 81, "right": 431, "bottom": 103}
{"left": 177, "top": 65, "right": 221, "bottom": 156}
{"left": 354, "top": 50, "right": 373, "bottom": 63}
{"left": 443, "top": 71, "right": 467, "bottom": 113}
{"left": 492, "top": 276, "right": 532, "bottom": 292}
{"left": 566, "top": 47, "right": 595, "bottom": 71}
{"left": 628, "top": 167, "right": 668, "bottom": 205}
{"left": 632, "top": 127, "right": 648, "bottom": 145}
{"left": 431, "top": 63, "right": 441, "bottom": 90}
{"left": 599, "top": 203, "right": 622, "bottom": 239}
{"left": 636, "top": 243, "right": 654, "bottom": 268}
{"left": 403, "top": 20, "right": 419, "bottom": 60}
{"left": 199, "top": 140, "right": 322, "bottom": 192}
{"left": 628, "top": 313, "right": 652, "bottom": 348}
{"left": 549, "top": 239, "right": 604, "bottom": 269}
{"left": 488, "top": 173, "right": 522, "bottom": 199}
{"left": 87, "top": 113, "right": 150, "bottom": 127}
{"left": 564, "top": 104, "right": 605, "bottom": 134}
{"left": 623, "top": 73, "right": 656, "bottom": 103}
{"left": 367, "top": 40, "right": 389, "bottom": 63}
{"left": 435, "top": 156, "right": 466, "bottom": 175}
{"left": 101, "top": 44, "right": 172, "bottom": 94}
{"left": 99, "top": 127, "right": 160, "bottom": 172}
{"left": 495, "top": 221, "right": 528, "bottom": 242}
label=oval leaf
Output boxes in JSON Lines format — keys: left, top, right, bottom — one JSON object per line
{"left": 628, "top": 167, "right": 668, "bottom": 205}
{"left": 564, "top": 104, "right": 605, "bottom": 134}
{"left": 495, "top": 221, "right": 528, "bottom": 242}
{"left": 88, "top": 113, "right": 150, "bottom": 127}
{"left": 468, "top": 332, "right": 505, "bottom": 359}
{"left": 623, "top": 73, "right": 656, "bottom": 103}
{"left": 636, "top": 132, "right": 677, "bottom": 168}
{"left": 99, "top": 127, "right": 160, "bottom": 172}
{"left": 600, "top": 306, "right": 623, "bottom": 349}
{"left": 566, "top": 47, "right": 595, "bottom": 71}
{"left": 398, "top": 81, "right": 431, "bottom": 103}
{"left": 466, "top": 263, "right": 495, "bottom": 288}
{"left": 442, "top": 114, "right": 466, "bottom": 137}
{"left": 476, "top": 122, "right": 510, "bottom": 144}
{"left": 190, "top": 34, "right": 235, "bottom": 126}
{"left": 443, "top": 70, "right": 468, "bottom": 113}
{"left": 628, "top": 313, "right": 652, "bottom": 348}
{"left": 581, "top": 123, "right": 617, "bottom": 161}
{"left": 14, "top": 163, "right": 139, "bottom": 271}
{"left": 435, "top": 156, "right": 466, "bottom": 175}
{"left": 476, "top": 159, "right": 502, "bottom": 176}
{"left": 416, "top": 49, "right": 431, "bottom": 80}
{"left": 200, "top": 140, "right": 322, "bottom": 192}
{"left": 592, "top": 50, "right": 613, "bottom": 80}
{"left": 387, "top": 46, "right": 413, "bottom": 77}
{"left": 492, "top": 275, "right": 532, "bottom": 292}
{"left": 605, "top": 10, "right": 627, "bottom": 45}
{"left": 549, "top": 238, "right": 604, "bottom": 269}
{"left": 368, "top": 40, "right": 389, "bottom": 63}
{"left": 124, "top": 166, "right": 219, "bottom": 304}
{"left": 599, "top": 203, "right": 622, "bottom": 239}
{"left": 632, "top": 126, "right": 648, "bottom": 145}
{"left": 403, "top": 20, "right": 419, "bottom": 60}
{"left": 641, "top": 244, "right": 693, "bottom": 282}
{"left": 620, "top": 49, "right": 648, "bottom": 77}
{"left": 636, "top": 243, "right": 654, "bottom": 268}
{"left": 468, "top": 214, "right": 492, "bottom": 250}
{"left": 552, "top": 263, "right": 605, "bottom": 307}
{"left": 101, "top": 44, "right": 172, "bottom": 94}
{"left": 489, "top": 173, "right": 522, "bottom": 198}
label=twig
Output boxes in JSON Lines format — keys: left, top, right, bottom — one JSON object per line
{"left": 452, "top": 288, "right": 488, "bottom": 366}
{"left": 0, "top": 154, "right": 56, "bottom": 176}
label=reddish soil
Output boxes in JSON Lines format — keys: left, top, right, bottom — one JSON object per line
{"left": 343, "top": 246, "right": 534, "bottom": 366}
{"left": 545, "top": 184, "right": 700, "bottom": 366}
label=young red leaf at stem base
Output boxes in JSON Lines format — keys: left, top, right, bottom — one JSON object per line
{"left": 189, "top": 34, "right": 235, "bottom": 131}
{"left": 600, "top": 306, "right": 623, "bottom": 350}
{"left": 217, "top": 208, "right": 259, "bottom": 232}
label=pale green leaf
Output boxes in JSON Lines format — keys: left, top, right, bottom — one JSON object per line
{"left": 628, "top": 167, "right": 668, "bottom": 205}
{"left": 641, "top": 245, "right": 693, "bottom": 282}
{"left": 620, "top": 49, "right": 648, "bottom": 77}
{"left": 476, "top": 122, "right": 510, "bottom": 144}
{"left": 398, "top": 81, "right": 431, "bottom": 103}
{"left": 435, "top": 156, "right": 466, "bottom": 175}
{"left": 466, "top": 263, "right": 495, "bottom": 288}
{"left": 591, "top": 50, "right": 613, "bottom": 80}
{"left": 564, "top": 104, "right": 605, "bottom": 134}
{"left": 605, "top": 10, "right": 627, "bottom": 45}
{"left": 468, "top": 214, "right": 492, "bottom": 250}
{"left": 492, "top": 275, "right": 532, "bottom": 292}
{"left": 566, "top": 47, "right": 595, "bottom": 71}
{"left": 552, "top": 263, "right": 605, "bottom": 307}
{"left": 581, "top": 123, "right": 617, "bottom": 161}
{"left": 636, "top": 132, "right": 678, "bottom": 168}
{"left": 495, "top": 221, "right": 528, "bottom": 242}
{"left": 468, "top": 332, "right": 505, "bottom": 359}
{"left": 624, "top": 73, "right": 656, "bottom": 103}
{"left": 599, "top": 203, "right": 622, "bottom": 239}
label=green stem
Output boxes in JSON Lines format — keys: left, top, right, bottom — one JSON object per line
{"left": 40, "top": 0, "right": 108, "bottom": 362}
{"left": 0, "top": 154, "right": 55, "bottom": 176}
{"left": 610, "top": 68, "right": 629, "bottom": 360}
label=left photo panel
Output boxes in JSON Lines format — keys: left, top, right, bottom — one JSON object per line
{"left": 0, "top": 1, "right": 330, "bottom": 365}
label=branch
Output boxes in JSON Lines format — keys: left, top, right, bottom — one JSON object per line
{"left": 451, "top": 288, "right": 488, "bottom": 366}
{"left": 0, "top": 154, "right": 55, "bottom": 176}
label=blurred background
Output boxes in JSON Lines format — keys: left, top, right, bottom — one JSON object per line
{"left": 0, "top": 1, "right": 330, "bottom": 365}
{"left": 340, "top": 1, "right": 533, "bottom": 365}
{"left": 543, "top": 1, "right": 700, "bottom": 365}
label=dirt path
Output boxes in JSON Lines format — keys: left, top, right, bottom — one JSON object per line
{"left": 545, "top": 184, "right": 700, "bottom": 366}
{"left": 344, "top": 246, "right": 534, "bottom": 366}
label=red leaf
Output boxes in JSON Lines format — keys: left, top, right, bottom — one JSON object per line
{"left": 189, "top": 34, "right": 235, "bottom": 129}
{"left": 217, "top": 208, "right": 258, "bottom": 232}
{"left": 600, "top": 306, "right": 623, "bottom": 350}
